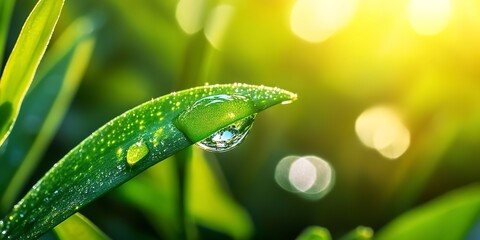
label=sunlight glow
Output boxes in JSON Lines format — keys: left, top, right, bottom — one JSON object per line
{"left": 176, "top": 0, "right": 206, "bottom": 34}
{"left": 408, "top": 0, "right": 451, "bottom": 35}
{"left": 355, "top": 106, "right": 410, "bottom": 159}
{"left": 275, "top": 156, "right": 334, "bottom": 200}
{"left": 204, "top": 4, "right": 235, "bottom": 49}
{"left": 290, "top": 0, "right": 357, "bottom": 43}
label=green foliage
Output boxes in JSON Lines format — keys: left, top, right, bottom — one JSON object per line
{"left": 53, "top": 213, "right": 109, "bottom": 240}
{"left": 296, "top": 226, "right": 331, "bottom": 240}
{"left": 186, "top": 147, "right": 253, "bottom": 239}
{"left": 340, "top": 226, "right": 374, "bottom": 240}
{"left": 0, "top": 84, "right": 296, "bottom": 239}
{"left": 114, "top": 158, "right": 181, "bottom": 240}
{"left": 0, "top": 0, "right": 15, "bottom": 65}
{"left": 377, "top": 184, "right": 480, "bottom": 240}
{"left": 0, "top": 16, "right": 97, "bottom": 210}
{"left": 0, "top": 0, "right": 64, "bottom": 146}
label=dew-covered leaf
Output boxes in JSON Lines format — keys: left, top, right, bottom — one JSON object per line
{"left": 0, "top": 0, "right": 64, "bottom": 146}
{"left": 377, "top": 184, "right": 480, "bottom": 240}
{"left": 0, "top": 16, "right": 97, "bottom": 211}
{"left": 53, "top": 213, "right": 109, "bottom": 240}
{"left": 0, "top": 84, "right": 296, "bottom": 239}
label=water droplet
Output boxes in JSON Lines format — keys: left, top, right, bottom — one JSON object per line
{"left": 174, "top": 94, "right": 255, "bottom": 143}
{"left": 126, "top": 141, "right": 149, "bottom": 166}
{"left": 196, "top": 114, "right": 255, "bottom": 152}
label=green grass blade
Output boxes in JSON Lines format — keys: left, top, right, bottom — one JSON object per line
{"left": 0, "top": 16, "right": 97, "bottom": 210}
{"left": 115, "top": 158, "right": 181, "bottom": 240}
{"left": 0, "top": 84, "right": 296, "bottom": 239}
{"left": 0, "top": 0, "right": 15, "bottom": 66}
{"left": 53, "top": 213, "right": 109, "bottom": 240}
{"left": 0, "top": 0, "right": 64, "bottom": 146}
{"left": 296, "top": 226, "right": 332, "bottom": 240}
{"left": 186, "top": 147, "right": 253, "bottom": 239}
{"left": 377, "top": 184, "right": 480, "bottom": 240}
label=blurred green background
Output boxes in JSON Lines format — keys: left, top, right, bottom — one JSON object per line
{"left": 5, "top": 0, "right": 480, "bottom": 239}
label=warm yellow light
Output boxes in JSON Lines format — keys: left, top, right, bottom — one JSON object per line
{"left": 176, "top": 0, "right": 206, "bottom": 34}
{"left": 204, "top": 5, "right": 235, "bottom": 49}
{"left": 355, "top": 106, "right": 410, "bottom": 159}
{"left": 408, "top": 0, "right": 451, "bottom": 35}
{"left": 290, "top": 0, "right": 357, "bottom": 43}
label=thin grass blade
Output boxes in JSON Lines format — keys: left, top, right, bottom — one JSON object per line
{"left": 0, "top": 0, "right": 64, "bottom": 146}
{"left": 186, "top": 147, "right": 253, "bottom": 239}
{"left": 0, "top": 16, "right": 97, "bottom": 211}
{"left": 53, "top": 213, "right": 109, "bottom": 240}
{"left": 377, "top": 184, "right": 480, "bottom": 240}
{"left": 0, "top": 0, "right": 15, "bottom": 67}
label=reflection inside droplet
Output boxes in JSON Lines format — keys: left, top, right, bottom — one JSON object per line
{"left": 275, "top": 155, "right": 334, "bottom": 200}
{"left": 196, "top": 114, "right": 255, "bottom": 153}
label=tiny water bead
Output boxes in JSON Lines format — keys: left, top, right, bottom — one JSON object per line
{"left": 275, "top": 155, "right": 334, "bottom": 200}
{"left": 196, "top": 114, "right": 256, "bottom": 153}
{"left": 126, "top": 141, "right": 149, "bottom": 167}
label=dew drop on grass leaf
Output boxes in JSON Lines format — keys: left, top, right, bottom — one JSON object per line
{"left": 126, "top": 141, "right": 149, "bottom": 166}
{"left": 174, "top": 94, "right": 257, "bottom": 153}
{"left": 197, "top": 114, "right": 255, "bottom": 152}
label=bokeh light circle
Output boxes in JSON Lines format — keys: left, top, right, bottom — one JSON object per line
{"left": 355, "top": 106, "right": 411, "bottom": 159}
{"left": 275, "top": 155, "right": 334, "bottom": 200}
{"left": 290, "top": 0, "right": 357, "bottom": 42}
{"left": 408, "top": 0, "right": 451, "bottom": 36}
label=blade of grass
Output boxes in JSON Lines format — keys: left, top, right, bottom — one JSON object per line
{"left": 0, "top": 84, "right": 296, "bottom": 239}
{"left": 174, "top": 148, "right": 196, "bottom": 240}
{"left": 115, "top": 157, "right": 181, "bottom": 240}
{"left": 53, "top": 213, "right": 109, "bottom": 240}
{"left": 0, "top": 0, "right": 64, "bottom": 146}
{"left": 186, "top": 147, "right": 253, "bottom": 239}
{"left": 0, "top": 0, "right": 15, "bottom": 67}
{"left": 0, "top": 16, "right": 97, "bottom": 211}
{"left": 377, "top": 184, "right": 480, "bottom": 240}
